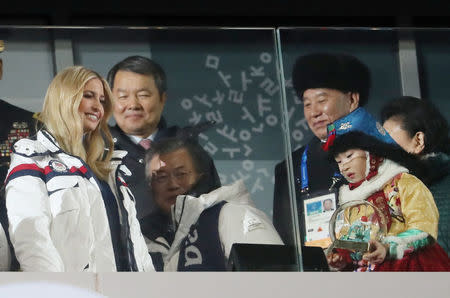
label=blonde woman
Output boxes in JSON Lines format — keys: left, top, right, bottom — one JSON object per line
{"left": 4, "top": 66, "right": 154, "bottom": 272}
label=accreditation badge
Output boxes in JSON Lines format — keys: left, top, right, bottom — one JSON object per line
{"left": 303, "top": 192, "right": 337, "bottom": 249}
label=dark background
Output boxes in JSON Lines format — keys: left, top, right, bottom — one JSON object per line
{"left": 1, "top": 1, "right": 449, "bottom": 27}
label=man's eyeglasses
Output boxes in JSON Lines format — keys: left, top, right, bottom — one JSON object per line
{"left": 151, "top": 170, "right": 192, "bottom": 185}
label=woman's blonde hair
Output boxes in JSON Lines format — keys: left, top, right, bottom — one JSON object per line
{"left": 40, "top": 66, "right": 114, "bottom": 180}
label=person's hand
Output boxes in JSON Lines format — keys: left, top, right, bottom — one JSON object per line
{"left": 326, "top": 252, "right": 348, "bottom": 270}
{"left": 362, "top": 239, "right": 388, "bottom": 265}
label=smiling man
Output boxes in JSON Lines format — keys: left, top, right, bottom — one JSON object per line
{"left": 107, "top": 56, "right": 220, "bottom": 222}
{"left": 272, "top": 53, "right": 371, "bottom": 247}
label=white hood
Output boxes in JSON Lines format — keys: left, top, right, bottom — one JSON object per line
{"left": 166, "top": 179, "right": 253, "bottom": 263}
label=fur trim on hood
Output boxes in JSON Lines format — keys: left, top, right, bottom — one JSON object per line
{"left": 339, "top": 158, "right": 408, "bottom": 204}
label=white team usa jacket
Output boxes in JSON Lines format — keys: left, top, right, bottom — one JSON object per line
{"left": 4, "top": 130, "right": 154, "bottom": 272}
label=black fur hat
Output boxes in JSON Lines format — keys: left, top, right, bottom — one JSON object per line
{"left": 292, "top": 53, "right": 371, "bottom": 106}
{"left": 328, "top": 131, "right": 423, "bottom": 175}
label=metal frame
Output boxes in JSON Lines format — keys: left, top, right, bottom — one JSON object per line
{"left": 397, "top": 31, "right": 422, "bottom": 97}
{"left": 274, "top": 28, "right": 304, "bottom": 272}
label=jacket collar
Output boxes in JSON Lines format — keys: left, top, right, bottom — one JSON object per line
{"left": 38, "top": 129, "right": 129, "bottom": 179}
{"left": 110, "top": 117, "right": 179, "bottom": 159}
{"left": 111, "top": 116, "right": 168, "bottom": 141}
{"left": 338, "top": 158, "right": 408, "bottom": 205}
{"left": 165, "top": 179, "right": 251, "bottom": 263}
{"left": 420, "top": 152, "right": 450, "bottom": 185}
{"left": 171, "top": 179, "right": 251, "bottom": 228}
{"left": 37, "top": 130, "right": 64, "bottom": 153}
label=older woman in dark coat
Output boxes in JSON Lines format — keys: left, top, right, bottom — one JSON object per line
{"left": 381, "top": 96, "right": 450, "bottom": 255}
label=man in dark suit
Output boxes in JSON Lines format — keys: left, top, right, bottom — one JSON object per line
{"left": 0, "top": 99, "right": 38, "bottom": 185}
{"left": 107, "top": 56, "right": 220, "bottom": 223}
{"left": 272, "top": 53, "right": 371, "bottom": 246}
{"left": 0, "top": 99, "right": 38, "bottom": 270}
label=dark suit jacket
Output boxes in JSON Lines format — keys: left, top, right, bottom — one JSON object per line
{"left": 0, "top": 99, "right": 38, "bottom": 185}
{"left": 110, "top": 118, "right": 178, "bottom": 221}
{"left": 0, "top": 99, "right": 38, "bottom": 270}
{"left": 272, "top": 137, "right": 343, "bottom": 246}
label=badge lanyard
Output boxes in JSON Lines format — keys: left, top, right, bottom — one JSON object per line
{"left": 299, "top": 145, "right": 342, "bottom": 248}
{"left": 300, "top": 146, "right": 309, "bottom": 193}
{"left": 299, "top": 145, "right": 342, "bottom": 194}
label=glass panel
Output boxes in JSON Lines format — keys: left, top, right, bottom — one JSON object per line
{"left": 276, "top": 27, "right": 450, "bottom": 271}
{"left": 276, "top": 27, "right": 403, "bottom": 271}
{"left": 1, "top": 26, "right": 448, "bottom": 272}
{"left": 72, "top": 27, "right": 287, "bottom": 223}
{"left": 72, "top": 30, "right": 152, "bottom": 79}
{"left": 0, "top": 28, "right": 54, "bottom": 112}
{"left": 416, "top": 29, "right": 450, "bottom": 122}
{"left": 0, "top": 26, "right": 296, "bottom": 271}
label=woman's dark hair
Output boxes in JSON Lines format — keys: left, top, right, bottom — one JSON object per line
{"left": 107, "top": 55, "right": 167, "bottom": 95}
{"left": 380, "top": 96, "right": 449, "bottom": 154}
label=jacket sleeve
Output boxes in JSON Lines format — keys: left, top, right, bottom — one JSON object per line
{"left": 131, "top": 211, "right": 156, "bottom": 272}
{"left": 5, "top": 153, "right": 65, "bottom": 271}
{"left": 273, "top": 159, "right": 296, "bottom": 245}
{"left": 218, "top": 204, "right": 284, "bottom": 260}
{"left": 0, "top": 218, "right": 11, "bottom": 271}
{"left": 381, "top": 173, "right": 439, "bottom": 260}
{"left": 118, "top": 180, "right": 155, "bottom": 272}
{"left": 397, "top": 173, "right": 439, "bottom": 240}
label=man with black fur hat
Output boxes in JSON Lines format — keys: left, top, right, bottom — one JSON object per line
{"left": 273, "top": 53, "right": 371, "bottom": 247}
